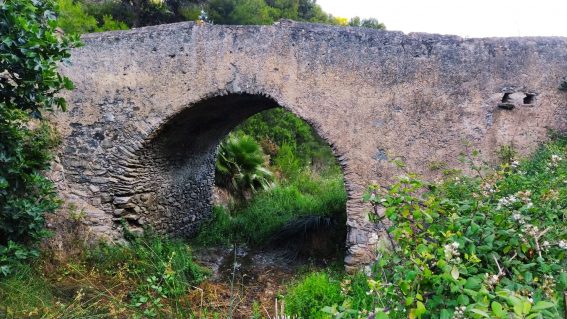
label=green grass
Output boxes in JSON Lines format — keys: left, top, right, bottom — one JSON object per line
{"left": 0, "top": 234, "right": 207, "bottom": 318}
{"left": 193, "top": 171, "right": 347, "bottom": 246}
{"left": 0, "top": 263, "right": 56, "bottom": 318}
{"left": 284, "top": 272, "right": 343, "bottom": 319}
{"left": 87, "top": 233, "right": 208, "bottom": 295}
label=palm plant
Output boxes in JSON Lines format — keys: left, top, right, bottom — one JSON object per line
{"left": 215, "top": 134, "right": 274, "bottom": 198}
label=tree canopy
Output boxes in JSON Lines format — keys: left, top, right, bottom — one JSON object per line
{"left": 58, "top": 0, "right": 385, "bottom": 32}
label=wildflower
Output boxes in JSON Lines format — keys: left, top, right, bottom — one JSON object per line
{"left": 497, "top": 195, "right": 518, "bottom": 209}
{"left": 526, "top": 202, "right": 533, "bottom": 209}
{"left": 481, "top": 182, "right": 497, "bottom": 196}
{"left": 559, "top": 240, "right": 567, "bottom": 250}
{"left": 340, "top": 279, "right": 351, "bottom": 295}
{"left": 549, "top": 154, "right": 563, "bottom": 168}
{"left": 485, "top": 273, "right": 500, "bottom": 290}
{"left": 523, "top": 224, "right": 540, "bottom": 237}
{"left": 452, "top": 306, "right": 467, "bottom": 319}
{"left": 444, "top": 242, "right": 461, "bottom": 263}
{"left": 516, "top": 190, "right": 532, "bottom": 204}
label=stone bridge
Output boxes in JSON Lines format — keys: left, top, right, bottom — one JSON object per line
{"left": 53, "top": 21, "right": 567, "bottom": 270}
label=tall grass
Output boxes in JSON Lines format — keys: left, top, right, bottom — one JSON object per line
{"left": 193, "top": 171, "right": 347, "bottom": 246}
{"left": 0, "top": 234, "right": 207, "bottom": 318}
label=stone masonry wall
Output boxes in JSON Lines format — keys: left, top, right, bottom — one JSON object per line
{"left": 52, "top": 21, "right": 567, "bottom": 271}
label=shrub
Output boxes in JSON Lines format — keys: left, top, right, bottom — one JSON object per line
{"left": 329, "top": 138, "right": 567, "bottom": 318}
{"left": 215, "top": 133, "right": 274, "bottom": 198}
{"left": 0, "top": 0, "right": 78, "bottom": 274}
{"left": 57, "top": 0, "right": 128, "bottom": 34}
{"left": 236, "top": 108, "right": 338, "bottom": 173}
{"left": 285, "top": 272, "right": 343, "bottom": 318}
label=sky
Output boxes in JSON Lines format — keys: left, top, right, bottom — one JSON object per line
{"left": 317, "top": 0, "right": 567, "bottom": 38}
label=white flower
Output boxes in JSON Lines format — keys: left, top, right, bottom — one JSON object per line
{"left": 526, "top": 202, "right": 533, "bottom": 209}
{"left": 523, "top": 224, "right": 540, "bottom": 237}
{"left": 549, "top": 154, "right": 563, "bottom": 168}
{"left": 498, "top": 195, "right": 519, "bottom": 209}
{"left": 444, "top": 242, "right": 461, "bottom": 262}
{"left": 559, "top": 240, "right": 567, "bottom": 250}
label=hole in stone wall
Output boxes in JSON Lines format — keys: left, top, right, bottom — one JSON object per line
{"left": 523, "top": 93, "right": 536, "bottom": 105}
{"left": 501, "top": 93, "right": 512, "bottom": 103}
{"left": 201, "top": 106, "right": 348, "bottom": 261}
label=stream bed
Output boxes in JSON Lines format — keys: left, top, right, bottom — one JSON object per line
{"left": 191, "top": 245, "right": 335, "bottom": 318}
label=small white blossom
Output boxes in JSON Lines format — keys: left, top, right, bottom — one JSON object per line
{"left": 526, "top": 202, "right": 533, "bottom": 209}
{"left": 559, "top": 240, "right": 567, "bottom": 250}
{"left": 523, "top": 224, "right": 540, "bottom": 237}
{"left": 444, "top": 242, "right": 461, "bottom": 263}
{"left": 497, "top": 195, "right": 518, "bottom": 209}
{"left": 485, "top": 273, "right": 500, "bottom": 290}
{"left": 452, "top": 306, "right": 467, "bottom": 319}
{"left": 549, "top": 154, "right": 563, "bottom": 168}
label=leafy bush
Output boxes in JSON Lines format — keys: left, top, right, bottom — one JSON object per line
{"left": 215, "top": 133, "right": 274, "bottom": 198}
{"left": 285, "top": 272, "right": 343, "bottom": 318}
{"left": 56, "top": 0, "right": 127, "bottom": 34}
{"left": 0, "top": 0, "right": 77, "bottom": 274}
{"left": 237, "top": 108, "right": 338, "bottom": 173}
{"left": 327, "top": 138, "right": 567, "bottom": 318}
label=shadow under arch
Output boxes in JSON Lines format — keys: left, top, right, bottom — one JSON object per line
{"left": 123, "top": 93, "right": 350, "bottom": 248}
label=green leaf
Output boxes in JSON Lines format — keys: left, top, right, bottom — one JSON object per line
{"left": 457, "top": 294, "right": 469, "bottom": 305}
{"left": 522, "top": 300, "right": 532, "bottom": 315}
{"left": 415, "top": 301, "right": 426, "bottom": 318}
{"left": 531, "top": 301, "right": 555, "bottom": 311}
{"left": 470, "top": 309, "right": 490, "bottom": 318}
{"left": 375, "top": 311, "right": 388, "bottom": 319}
{"left": 464, "top": 277, "right": 481, "bottom": 289}
{"left": 491, "top": 301, "right": 506, "bottom": 317}
{"left": 440, "top": 309, "right": 451, "bottom": 319}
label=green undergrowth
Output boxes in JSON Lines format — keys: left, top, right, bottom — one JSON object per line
{"left": 194, "top": 171, "right": 347, "bottom": 246}
{"left": 0, "top": 234, "right": 207, "bottom": 318}
{"left": 284, "top": 271, "right": 374, "bottom": 319}
{"left": 285, "top": 137, "right": 567, "bottom": 318}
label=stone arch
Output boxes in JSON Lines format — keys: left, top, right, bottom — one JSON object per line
{"left": 105, "top": 91, "right": 360, "bottom": 255}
